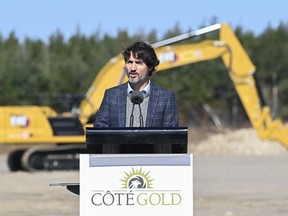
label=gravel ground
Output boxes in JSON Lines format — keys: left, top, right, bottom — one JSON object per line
{"left": 0, "top": 127, "right": 288, "bottom": 216}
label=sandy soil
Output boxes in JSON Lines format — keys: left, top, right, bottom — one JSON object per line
{"left": 1, "top": 127, "right": 288, "bottom": 216}
{"left": 189, "top": 127, "right": 288, "bottom": 156}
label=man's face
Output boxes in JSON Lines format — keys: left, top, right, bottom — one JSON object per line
{"left": 125, "top": 52, "right": 149, "bottom": 84}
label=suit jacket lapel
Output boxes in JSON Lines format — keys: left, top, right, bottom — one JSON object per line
{"left": 146, "top": 82, "right": 159, "bottom": 127}
{"left": 117, "top": 83, "right": 128, "bottom": 127}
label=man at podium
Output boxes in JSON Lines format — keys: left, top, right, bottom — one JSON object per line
{"left": 93, "top": 41, "right": 179, "bottom": 128}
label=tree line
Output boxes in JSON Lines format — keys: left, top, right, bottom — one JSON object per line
{"left": 1, "top": 21, "right": 288, "bottom": 128}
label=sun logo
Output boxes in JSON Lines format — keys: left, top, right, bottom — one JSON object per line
{"left": 120, "top": 167, "right": 154, "bottom": 189}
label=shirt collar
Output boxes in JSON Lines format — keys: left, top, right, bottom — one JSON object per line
{"left": 127, "top": 80, "right": 151, "bottom": 94}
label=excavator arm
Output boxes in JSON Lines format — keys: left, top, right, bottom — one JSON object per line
{"left": 219, "top": 24, "right": 288, "bottom": 146}
{"left": 78, "top": 41, "right": 228, "bottom": 124}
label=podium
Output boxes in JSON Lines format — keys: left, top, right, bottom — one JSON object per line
{"left": 51, "top": 127, "right": 193, "bottom": 216}
{"left": 80, "top": 127, "right": 192, "bottom": 216}
{"left": 86, "top": 127, "right": 188, "bottom": 154}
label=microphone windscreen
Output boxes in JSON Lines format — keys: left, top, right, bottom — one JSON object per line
{"left": 130, "top": 91, "right": 144, "bottom": 104}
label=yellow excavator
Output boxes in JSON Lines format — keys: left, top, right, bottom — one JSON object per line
{"left": 1, "top": 23, "right": 288, "bottom": 171}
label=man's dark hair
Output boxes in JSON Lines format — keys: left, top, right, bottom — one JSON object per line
{"left": 122, "top": 41, "right": 160, "bottom": 76}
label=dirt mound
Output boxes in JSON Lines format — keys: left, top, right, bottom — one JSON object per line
{"left": 189, "top": 127, "right": 288, "bottom": 156}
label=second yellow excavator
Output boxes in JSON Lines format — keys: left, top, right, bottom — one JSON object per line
{"left": 1, "top": 23, "right": 288, "bottom": 171}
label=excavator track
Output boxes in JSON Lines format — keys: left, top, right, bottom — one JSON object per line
{"left": 7, "top": 149, "right": 26, "bottom": 171}
{"left": 7, "top": 144, "right": 87, "bottom": 171}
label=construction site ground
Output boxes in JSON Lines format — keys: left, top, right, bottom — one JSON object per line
{"left": 1, "top": 127, "right": 288, "bottom": 216}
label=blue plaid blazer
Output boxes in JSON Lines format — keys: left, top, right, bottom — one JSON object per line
{"left": 94, "top": 81, "right": 179, "bottom": 127}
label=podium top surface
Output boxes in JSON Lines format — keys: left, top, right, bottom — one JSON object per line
{"left": 86, "top": 127, "right": 188, "bottom": 144}
{"left": 86, "top": 127, "right": 188, "bottom": 134}
{"left": 85, "top": 127, "right": 188, "bottom": 154}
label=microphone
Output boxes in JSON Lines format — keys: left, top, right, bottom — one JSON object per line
{"left": 130, "top": 91, "right": 143, "bottom": 104}
{"left": 129, "top": 91, "right": 144, "bottom": 127}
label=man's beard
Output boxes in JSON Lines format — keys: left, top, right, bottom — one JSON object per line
{"left": 128, "top": 72, "right": 148, "bottom": 84}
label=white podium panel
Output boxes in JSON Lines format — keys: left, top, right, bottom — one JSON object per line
{"left": 80, "top": 154, "right": 193, "bottom": 216}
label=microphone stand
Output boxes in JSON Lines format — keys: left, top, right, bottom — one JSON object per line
{"left": 129, "top": 103, "right": 135, "bottom": 127}
{"left": 138, "top": 104, "right": 144, "bottom": 127}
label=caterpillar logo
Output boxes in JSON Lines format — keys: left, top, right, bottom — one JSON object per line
{"left": 10, "top": 115, "right": 29, "bottom": 128}
{"left": 158, "top": 51, "right": 177, "bottom": 63}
